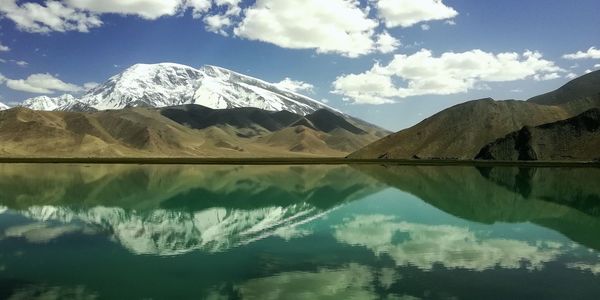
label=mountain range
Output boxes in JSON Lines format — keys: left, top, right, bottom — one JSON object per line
{"left": 0, "top": 63, "right": 388, "bottom": 157}
{"left": 349, "top": 70, "right": 600, "bottom": 161}
{"left": 1, "top": 64, "right": 599, "bottom": 160}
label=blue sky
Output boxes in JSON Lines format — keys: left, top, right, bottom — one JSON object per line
{"left": 0, "top": 0, "right": 599, "bottom": 130}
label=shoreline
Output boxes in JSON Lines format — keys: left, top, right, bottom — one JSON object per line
{"left": 0, "top": 157, "right": 598, "bottom": 167}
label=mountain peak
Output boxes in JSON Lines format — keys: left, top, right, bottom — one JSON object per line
{"left": 528, "top": 69, "right": 600, "bottom": 105}
{"left": 21, "top": 94, "right": 78, "bottom": 111}
{"left": 21, "top": 63, "right": 333, "bottom": 115}
{"left": 0, "top": 102, "right": 9, "bottom": 111}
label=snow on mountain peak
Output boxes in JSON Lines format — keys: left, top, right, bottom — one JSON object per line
{"left": 19, "top": 63, "right": 336, "bottom": 115}
{"left": 21, "top": 94, "right": 78, "bottom": 111}
{"left": 0, "top": 102, "right": 9, "bottom": 111}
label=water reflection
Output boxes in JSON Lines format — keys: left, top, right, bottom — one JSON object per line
{"left": 0, "top": 164, "right": 384, "bottom": 255}
{"left": 355, "top": 165, "right": 600, "bottom": 251}
{"left": 0, "top": 163, "right": 599, "bottom": 299}
{"left": 334, "top": 214, "right": 563, "bottom": 271}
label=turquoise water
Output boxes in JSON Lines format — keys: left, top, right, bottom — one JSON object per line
{"left": 0, "top": 164, "right": 599, "bottom": 299}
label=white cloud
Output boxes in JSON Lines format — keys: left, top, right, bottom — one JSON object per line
{"left": 562, "top": 47, "right": 600, "bottom": 60}
{"left": 4, "top": 73, "right": 82, "bottom": 94}
{"left": 0, "top": 42, "right": 9, "bottom": 52}
{"left": 375, "top": 31, "right": 400, "bottom": 54}
{"left": 420, "top": 24, "right": 430, "bottom": 31}
{"left": 65, "top": 0, "right": 183, "bottom": 20}
{"left": 565, "top": 73, "right": 577, "bottom": 79}
{"left": 275, "top": 77, "right": 315, "bottom": 93}
{"left": 333, "top": 49, "right": 564, "bottom": 104}
{"left": 83, "top": 82, "right": 99, "bottom": 90}
{"left": 233, "top": 0, "right": 379, "bottom": 57}
{"left": 445, "top": 19, "right": 456, "bottom": 25}
{"left": 14, "top": 60, "right": 29, "bottom": 67}
{"left": 334, "top": 215, "right": 563, "bottom": 271}
{"left": 203, "top": 13, "right": 232, "bottom": 36}
{"left": 585, "top": 69, "right": 593, "bottom": 74}
{"left": 0, "top": 0, "right": 216, "bottom": 33}
{"left": 376, "top": 0, "right": 458, "bottom": 28}
{"left": 594, "top": 64, "right": 600, "bottom": 68}
{"left": 0, "top": 0, "right": 103, "bottom": 33}
{"left": 200, "top": 0, "right": 242, "bottom": 35}
{"left": 186, "top": 0, "right": 212, "bottom": 18}
{"left": 533, "top": 72, "right": 560, "bottom": 81}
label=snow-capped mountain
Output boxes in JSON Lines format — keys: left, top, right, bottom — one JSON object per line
{"left": 21, "top": 63, "right": 335, "bottom": 115}
{"left": 0, "top": 102, "right": 9, "bottom": 110}
{"left": 21, "top": 94, "right": 79, "bottom": 111}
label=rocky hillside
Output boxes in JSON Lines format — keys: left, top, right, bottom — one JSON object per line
{"left": 349, "top": 70, "right": 600, "bottom": 160}
{"left": 476, "top": 108, "right": 600, "bottom": 161}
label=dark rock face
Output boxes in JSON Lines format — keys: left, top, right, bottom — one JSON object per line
{"left": 160, "top": 105, "right": 369, "bottom": 135}
{"left": 476, "top": 109, "right": 600, "bottom": 161}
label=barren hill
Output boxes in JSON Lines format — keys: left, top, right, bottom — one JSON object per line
{"left": 349, "top": 71, "right": 600, "bottom": 160}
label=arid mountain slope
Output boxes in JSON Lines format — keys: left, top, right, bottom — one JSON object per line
{"left": 528, "top": 71, "right": 600, "bottom": 105}
{"left": 0, "top": 105, "right": 384, "bottom": 157}
{"left": 350, "top": 71, "right": 600, "bottom": 160}
{"left": 476, "top": 108, "right": 600, "bottom": 161}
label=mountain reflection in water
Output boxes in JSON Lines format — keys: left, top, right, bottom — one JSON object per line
{"left": 0, "top": 164, "right": 599, "bottom": 299}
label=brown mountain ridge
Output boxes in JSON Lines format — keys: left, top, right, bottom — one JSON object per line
{"left": 349, "top": 70, "right": 600, "bottom": 160}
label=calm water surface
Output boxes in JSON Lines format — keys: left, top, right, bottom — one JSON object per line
{"left": 0, "top": 164, "right": 599, "bottom": 299}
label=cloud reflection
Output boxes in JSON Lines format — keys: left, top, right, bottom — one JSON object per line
{"left": 334, "top": 215, "right": 564, "bottom": 271}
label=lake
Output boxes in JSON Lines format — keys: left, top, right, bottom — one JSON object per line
{"left": 0, "top": 164, "right": 599, "bottom": 299}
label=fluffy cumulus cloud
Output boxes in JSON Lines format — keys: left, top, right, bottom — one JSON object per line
{"left": 275, "top": 77, "right": 315, "bottom": 93}
{"left": 375, "top": 31, "right": 401, "bottom": 54}
{"left": 376, "top": 0, "right": 458, "bottom": 28}
{"left": 333, "top": 49, "right": 564, "bottom": 104}
{"left": 0, "top": 0, "right": 102, "bottom": 33}
{"left": 4, "top": 73, "right": 82, "bottom": 94}
{"left": 233, "top": 0, "right": 381, "bottom": 57}
{"left": 2, "top": 0, "right": 410, "bottom": 58}
{"left": 65, "top": 0, "right": 184, "bottom": 19}
{"left": 0, "top": 0, "right": 214, "bottom": 32}
{"left": 0, "top": 42, "right": 9, "bottom": 52}
{"left": 334, "top": 215, "right": 564, "bottom": 271}
{"left": 562, "top": 47, "right": 600, "bottom": 60}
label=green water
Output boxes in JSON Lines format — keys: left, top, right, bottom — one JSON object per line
{"left": 0, "top": 164, "right": 599, "bottom": 299}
